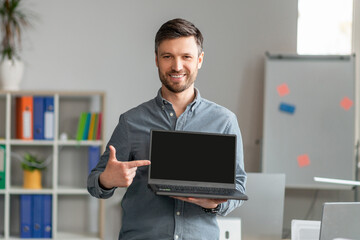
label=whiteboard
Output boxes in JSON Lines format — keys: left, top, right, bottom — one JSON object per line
{"left": 262, "top": 53, "right": 356, "bottom": 189}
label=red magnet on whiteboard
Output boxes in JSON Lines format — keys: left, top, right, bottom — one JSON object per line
{"left": 297, "top": 154, "right": 310, "bottom": 168}
{"left": 277, "top": 83, "right": 290, "bottom": 97}
{"left": 340, "top": 97, "right": 353, "bottom": 111}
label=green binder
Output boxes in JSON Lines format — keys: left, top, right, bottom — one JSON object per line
{"left": 76, "top": 112, "right": 88, "bottom": 141}
{"left": 0, "top": 145, "right": 6, "bottom": 189}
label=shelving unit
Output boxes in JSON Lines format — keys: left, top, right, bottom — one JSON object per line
{"left": 0, "top": 91, "right": 105, "bottom": 239}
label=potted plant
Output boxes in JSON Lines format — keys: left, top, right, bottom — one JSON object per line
{"left": 0, "top": 0, "right": 32, "bottom": 91}
{"left": 21, "top": 152, "right": 46, "bottom": 189}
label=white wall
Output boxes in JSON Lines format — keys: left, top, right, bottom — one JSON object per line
{"left": 22, "top": 0, "right": 298, "bottom": 173}
{"left": 19, "top": 1, "right": 354, "bottom": 239}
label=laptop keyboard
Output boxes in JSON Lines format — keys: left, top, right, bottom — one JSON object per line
{"left": 156, "top": 185, "right": 234, "bottom": 195}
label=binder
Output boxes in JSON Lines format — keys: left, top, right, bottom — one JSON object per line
{"left": 92, "top": 113, "right": 99, "bottom": 140}
{"left": 82, "top": 113, "right": 91, "bottom": 140}
{"left": 88, "top": 146, "right": 100, "bottom": 174}
{"left": 32, "top": 194, "right": 43, "bottom": 238}
{"left": 33, "top": 96, "right": 45, "bottom": 140}
{"left": 87, "top": 113, "right": 96, "bottom": 140}
{"left": 16, "top": 96, "right": 33, "bottom": 140}
{"left": 76, "top": 112, "right": 87, "bottom": 141}
{"left": 0, "top": 145, "right": 5, "bottom": 189}
{"left": 44, "top": 97, "right": 54, "bottom": 140}
{"left": 96, "top": 112, "right": 102, "bottom": 140}
{"left": 43, "top": 195, "right": 52, "bottom": 238}
{"left": 20, "top": 194, "right": 32, "bottom": 238}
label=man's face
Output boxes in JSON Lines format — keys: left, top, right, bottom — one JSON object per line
{"left": 155, "top": 36, "right": 204, "bottom": 93}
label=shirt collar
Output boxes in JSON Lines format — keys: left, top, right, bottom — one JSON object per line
{"left": 155, "top": 87, "right": 202, "bottom": 111}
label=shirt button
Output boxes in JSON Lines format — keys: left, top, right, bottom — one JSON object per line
{"left": 176, "top": 211, "right": 180, "bottom": 216}
{"left": 170, "top": 112, "right": 174, "bottom": 117}
{"left": 175, "top": 235, "right": 179, "bottom": 239}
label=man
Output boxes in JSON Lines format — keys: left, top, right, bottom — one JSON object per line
{"left": 87, "top": 18, "right": 246, "bottom": 240}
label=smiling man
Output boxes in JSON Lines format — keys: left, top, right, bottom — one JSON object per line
{"left": 87, "top": 18, "right": 247, "bottom": 240}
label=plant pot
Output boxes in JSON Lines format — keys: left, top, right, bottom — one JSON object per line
{"left": 23, "top": 169, "right": 42, "bottom": 189}
{"left": 0, "top": 58, "right": 24, "bottom": 91}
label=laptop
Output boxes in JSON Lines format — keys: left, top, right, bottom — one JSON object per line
{"left": 319, "top": 202, "right": 360, "bottom": 240}
{"left": 147, "top": 129, "right": 248, "bottom": 200}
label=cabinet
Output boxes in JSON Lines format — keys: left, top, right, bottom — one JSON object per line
{"left": 0, "top": 91, "right": 105, "bottom": 239}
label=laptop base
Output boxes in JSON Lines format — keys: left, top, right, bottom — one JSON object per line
{"left": 149, "top": 184, "right": 248, "bottom": 200}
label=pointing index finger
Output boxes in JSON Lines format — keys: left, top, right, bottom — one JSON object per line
{"left": 125, "top": 160, "right": 151, "bottom": 168}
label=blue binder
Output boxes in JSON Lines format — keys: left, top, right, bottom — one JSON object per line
{"left": 33, "top": 97, "right": 45, "bottom": 140}
{"left": 43, "top": 195, "right": 52, "bottom": 238}
{"left": 44, "top": 97, "right": 54, "bottom": 140}
{"left": 88, "top": 146, "right": 100, "bottom": 174}
{"left": 32, "top": 194, "right": 43, "bottom": 237}
{"left": 20, "top": 195, "right": 32, "bottom": 238}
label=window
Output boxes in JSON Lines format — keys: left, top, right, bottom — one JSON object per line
{"left": 297, "top": 0, "right": 353, "bottom": 55}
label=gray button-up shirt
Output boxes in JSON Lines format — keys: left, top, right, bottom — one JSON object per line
{"left": 87, "top": 88, "right": 247, "bottom": 240}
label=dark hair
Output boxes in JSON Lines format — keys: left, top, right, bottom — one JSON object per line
{"left": 155, "top": 18, "right": 203, "bottom": 56}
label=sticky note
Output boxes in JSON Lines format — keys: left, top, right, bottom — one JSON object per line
{"left": 340, "top": 97, "right": 353, "bottom": 111}
{"left": 279, "top": 102, "right": 296, "bottom": 114}
{"left": 277, "top": 83, "right": 290, "bottom": 97}
{"left": 297, "top": 154, "right": 310, "bottom": 168}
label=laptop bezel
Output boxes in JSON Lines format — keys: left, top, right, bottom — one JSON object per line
{"left": 148, "top": 129, "right": 237, "bottom": 189}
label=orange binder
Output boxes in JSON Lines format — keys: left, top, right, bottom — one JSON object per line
{"left": 16, "top": 96, "right": 33, "bottom": 140}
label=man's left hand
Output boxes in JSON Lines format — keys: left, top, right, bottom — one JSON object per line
{"left": 171, "top": 196, "right": 227, "bottom": 209}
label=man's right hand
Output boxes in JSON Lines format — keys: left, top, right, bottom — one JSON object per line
{"left": 99, "top": 145, "right": 151, "bottom": 189}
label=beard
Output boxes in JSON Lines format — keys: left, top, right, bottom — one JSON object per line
{"left": 158, "top": 69, "right": 198, "bottom": 93}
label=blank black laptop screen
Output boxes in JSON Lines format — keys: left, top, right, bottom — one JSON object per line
{"left": 150, "top": 130, "right": 236, "bottom": 184}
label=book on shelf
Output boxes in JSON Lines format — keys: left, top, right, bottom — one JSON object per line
{"left": 20, "top": 194, "right": 52, "bottom": 238}
{"left": 93, "top": 113, "right": 99, "bottom": 140}
{"left": 82, "top": 113, "right": 91, "bottom": 140}
{"left": 76, "top": 112, "right": 87, "bottom": 141}
{"left": 43, "top": 195, "right": 52, "bottom": 238}
{"left": 32, "top": 195, "right": 43, "bottom": 237}
{"left": 20, "top": 195, "right": 32, "bottom": 238}
{"left": 96, "top": 112, "right": 102, "bottom": 140}
{"left": 44, "top": 97, "right": 54, "bottom": 140}
{"left": 76, "top": 112, "right": 102, "bottom": 141}
{"left": 87, "top": 113, "right": 97, "bottom": 140}
{"left": 16, "top": 96, "right": 33, "bottom": 140}
{"left": 0, "top": 145, "right": 5, "bottom": 189}
{"left": 88, "top": 146, "right": 100, "bottom": 174}
{"left": 33, "top": 97, "right": 45, "bottom": 140}
{"left": 18, "top": 95, "right": 54, "bottom": 141}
